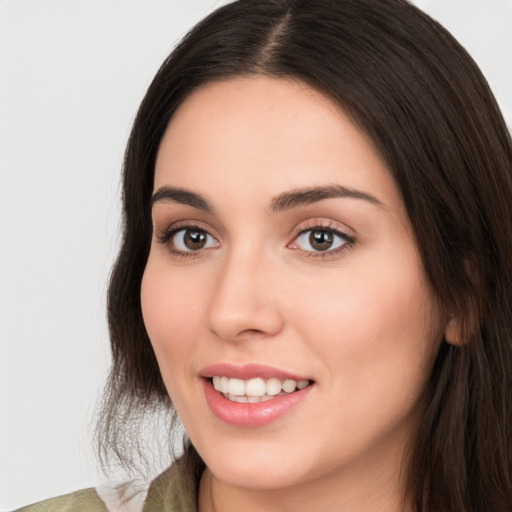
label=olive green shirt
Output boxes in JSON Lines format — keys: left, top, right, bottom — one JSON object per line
{"left": 13, "top": 462, "right": 196, "bottom": 512}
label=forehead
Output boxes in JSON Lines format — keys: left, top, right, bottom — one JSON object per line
{"left": 154, "top": 76, "right": 403, "bottom": 216}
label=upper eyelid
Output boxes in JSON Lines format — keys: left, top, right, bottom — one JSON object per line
{"left": 295, "top": 225, "right": 352, "bottom": 237}
{"left": 156, "top": 225, "right": 219, "bottom": 258}
{"left": 290, "top": 218, "right": 355, "bottom": 238}
{"left": 291, "top": 226, "right": 355, "bottom": 245}
{"left": 155, "top": 219, "right": 216, "bottom": 236}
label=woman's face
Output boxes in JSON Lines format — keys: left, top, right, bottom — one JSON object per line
{"left": 141, "top": 77, "right": 446, "bottom": 491}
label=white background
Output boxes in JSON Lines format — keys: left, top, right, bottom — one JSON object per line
{"left": 1, "top": 0, "right": 511, "bottom": 509}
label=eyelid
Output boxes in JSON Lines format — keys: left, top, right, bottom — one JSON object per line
{"left": 287, "top": 219, "right": 356, "bottom": 256}
{"left": 153, "top": 218, "right": 355, "bottom": 259}
{"left": 289, "top": 218, "right": 354, "bottom": 239}
{"left": 155, "top": 220, "right": 220, "bottom": 258}
{"left": 155, "top": 219, "right": 216, "bottom": 242}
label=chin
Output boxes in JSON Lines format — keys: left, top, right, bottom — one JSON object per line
{"left": 209, "top": 459, "right": 307, "bottom": 491}
{"left": 193, "top": 435, "right": 314, "bottom": 490}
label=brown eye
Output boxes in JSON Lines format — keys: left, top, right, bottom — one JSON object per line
{"left": 309, "top": 230, "right": 334, "bottom": 251}
{"left": 292, "top": 227, "right": 352, "bottom": 254}
{"left": 170, "top": 228, "right": 218, "bottom": 252}
{"left": 184, "top": 229, "right": 207, "bottom": 250}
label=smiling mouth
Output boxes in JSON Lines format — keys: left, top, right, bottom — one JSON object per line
{"left": 210, "top": 376, "right": 313, "bottom": 403}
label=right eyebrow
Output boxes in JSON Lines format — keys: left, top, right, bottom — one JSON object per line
{"left": 149, "top": 186, "right": 213, "bottom": 212}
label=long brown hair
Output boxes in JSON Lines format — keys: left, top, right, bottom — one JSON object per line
{"left": 97, "top": 1, "right": 512, "bottom": 509}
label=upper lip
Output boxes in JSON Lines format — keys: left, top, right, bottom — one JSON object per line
{"left": 199, "top": 363, "right": 312, "bottom": 381}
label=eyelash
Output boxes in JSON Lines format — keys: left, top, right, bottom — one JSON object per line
{"left": 290, "top": 221, "right": 355, "bottom": 259}
{"left": 156, "top": 222, "right": 216, "bottom": 259}
{"left": 156, "top": 220, "right": 356, "bottom": 259}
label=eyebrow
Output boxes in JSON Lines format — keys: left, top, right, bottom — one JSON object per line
{"left": 270, "top": 184, "right": 386, "bottom": 212}
{"left": 149, "top": 184, "right": 385, "bottom": 213}
{"left": 150, "top": 186, "right": 213, "bottom": 212}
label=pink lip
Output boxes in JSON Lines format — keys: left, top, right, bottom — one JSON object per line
{"left": 200, "top": 364, "right": 314, "bottom": 427}
{"left": 200, "top": 363, "right": 310, "bottom": 381}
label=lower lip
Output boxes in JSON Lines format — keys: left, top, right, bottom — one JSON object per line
{"left": 202, "top": 379, "right": 313, "bottom": 427}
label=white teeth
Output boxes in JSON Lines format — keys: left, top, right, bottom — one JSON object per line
{"left": 266, "top": 377, "right": 282, "bottom": 396}
{"left": 211, "top": 375, "right": 311, "bottom": 400}
{"left": 282, "top": 379, "right": 297, "bottom": 393}
{"left": 220, "top": 376, "right": 229, "bottom": 393}
{"left": 230, "top": 394, "right": 248, "bottom": 403}
{"left": 228, "top": 378, "right": 245, "bottom": 396}
{"left": 297, "top": 380, "right": 309, "bottom": 389}
{"left": 245, "top": 378, "right": 266, "bottom": 396}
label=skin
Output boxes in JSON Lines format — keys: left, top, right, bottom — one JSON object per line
{"left": 141, "top": 77, "right": 449, "bottom": 512}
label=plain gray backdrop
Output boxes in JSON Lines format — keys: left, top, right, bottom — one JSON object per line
{"left": 1, "top": 0, "right": 511, "bottom": 509}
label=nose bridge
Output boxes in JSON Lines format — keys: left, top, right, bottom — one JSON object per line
{"left": 206, "top": 243, "right": 283, "bottom": 341}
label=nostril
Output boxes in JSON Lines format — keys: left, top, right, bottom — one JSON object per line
{"left": 239, "top": 328, "right": 265, "bottom": 336}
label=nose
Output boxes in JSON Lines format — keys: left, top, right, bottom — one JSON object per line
{"left": 206, "top": 250, "right": 284, "bottom": 342}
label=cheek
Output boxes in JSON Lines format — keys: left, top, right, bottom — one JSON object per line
{"left": 292, "top": 248, "right": 442, "bottom": 389}
{"left": 140, "top": 258, "right": 204, "bottom": 387}
{"left": 285, "top": 257, "right": 442, "bottom": 459}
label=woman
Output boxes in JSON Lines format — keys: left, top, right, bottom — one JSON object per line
{"left": 15, "top": 0, "right": 512, "bottom": 511}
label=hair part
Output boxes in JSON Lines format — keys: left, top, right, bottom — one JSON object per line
{"left": 97, "top": 1, "right": 512, "bottom": 509}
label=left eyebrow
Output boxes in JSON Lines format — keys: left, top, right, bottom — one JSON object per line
{"left": 270, "top": 184, "right": 386, "bottom": 212}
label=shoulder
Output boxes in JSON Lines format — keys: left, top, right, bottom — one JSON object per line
{"left": 12, "top": 460, "right": 196, "bottom": 512}
{"left": 12, "top": 488, "right": 108, "bottom": 512}
{"left": 12, "top": 482, "right": 151, "bottom": 512}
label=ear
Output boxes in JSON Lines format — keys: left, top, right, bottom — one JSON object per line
{"left": 444, "top": 317, "right": 465, "bottom": 346}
